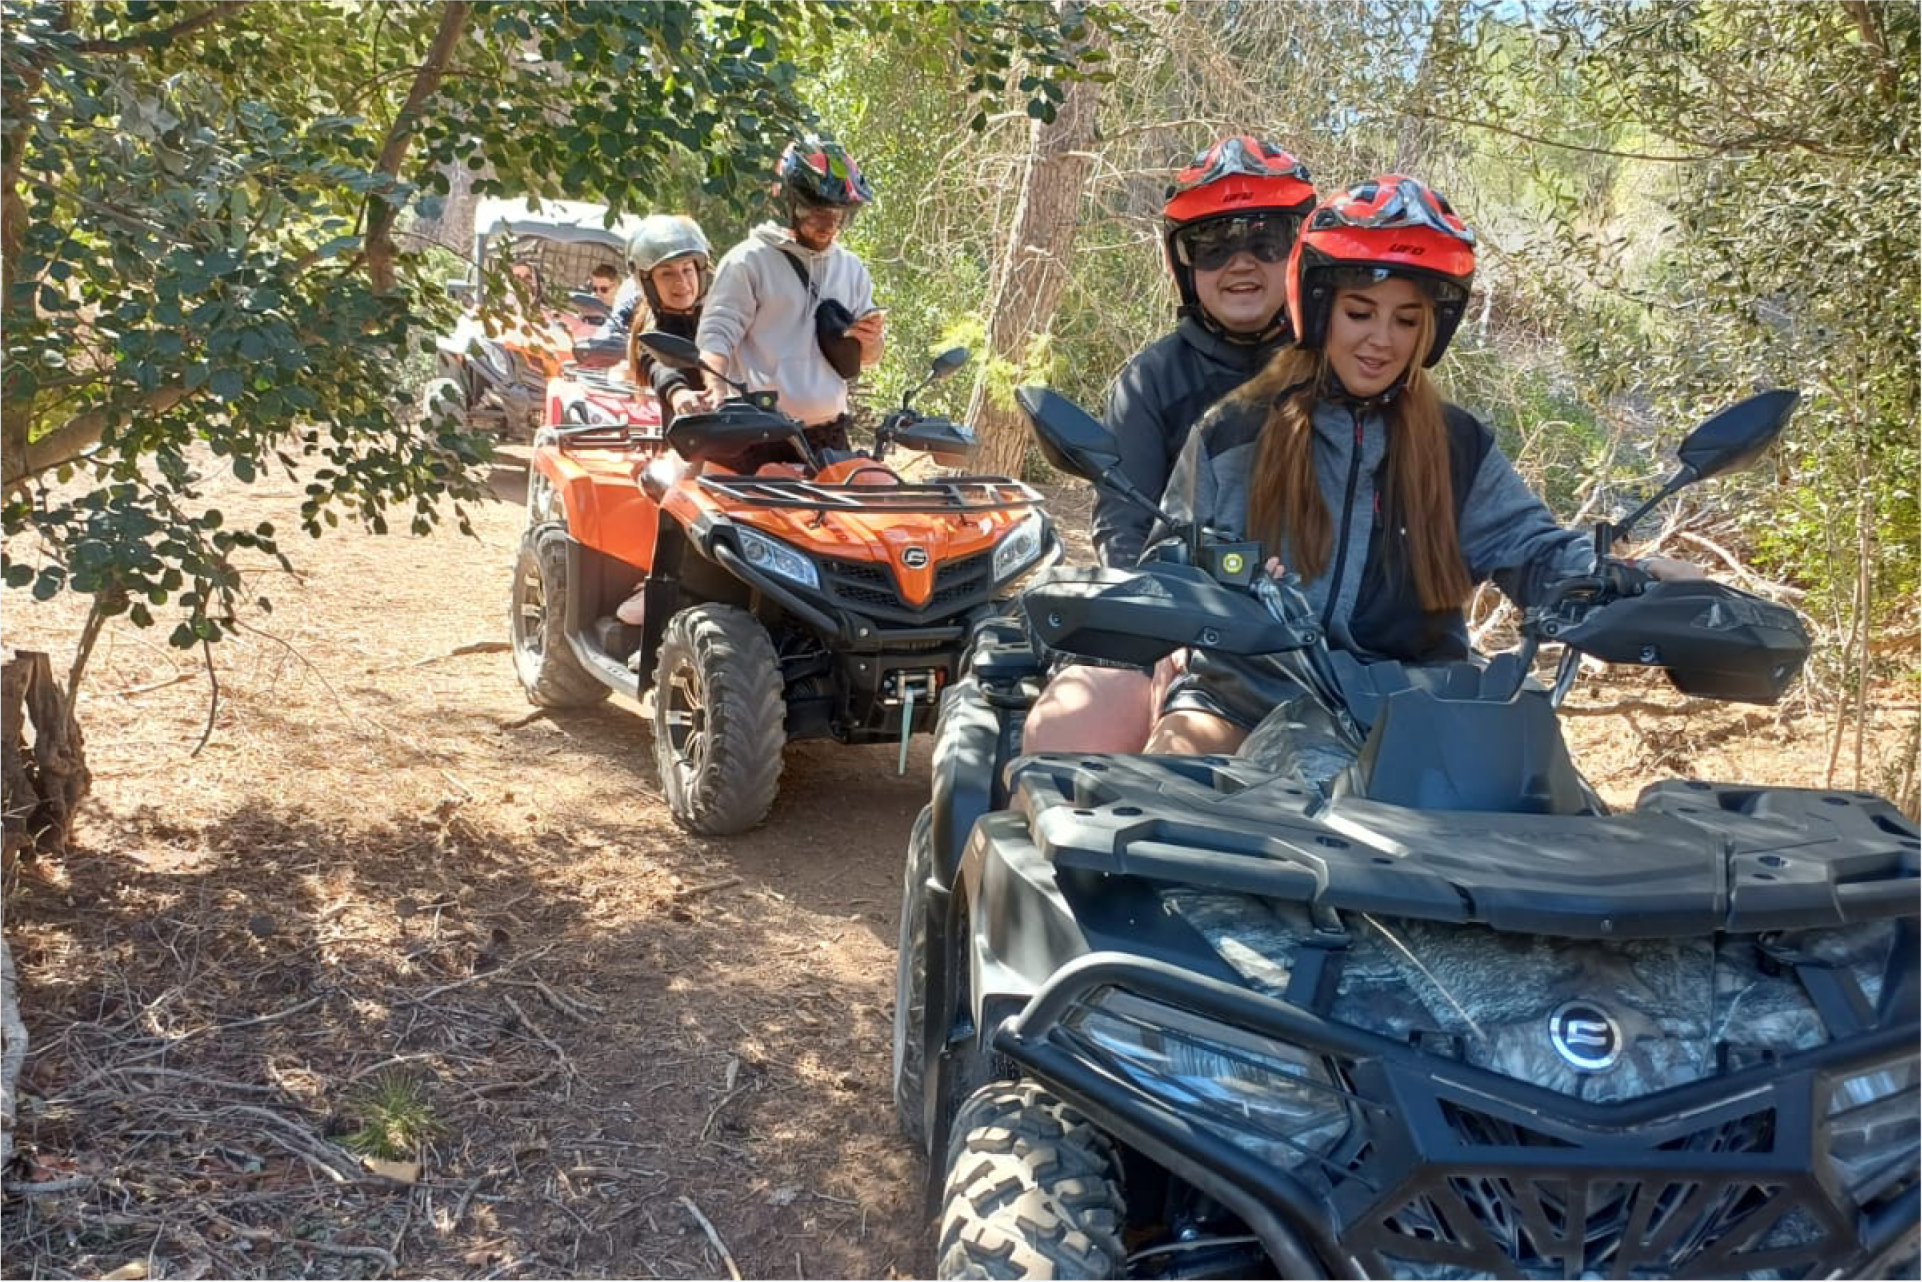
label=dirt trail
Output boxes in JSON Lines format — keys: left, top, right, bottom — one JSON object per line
{"left": 2, "top": 449, "right": 1910, "bottom": 1279}
{"left": 4, "top": 453, "right": 960, "bottom": 1279}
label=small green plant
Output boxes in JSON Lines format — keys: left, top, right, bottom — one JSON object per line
{"left": 341, "top": 1072, "right": 443, "bottom": 1161}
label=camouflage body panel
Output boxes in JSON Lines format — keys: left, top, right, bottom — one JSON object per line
{"left": 1162, "top": 887, "right": 1898, "bottom": 1104}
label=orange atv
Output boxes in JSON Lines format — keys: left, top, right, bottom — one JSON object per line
{"left": 511, "top": 333, "right": 1058, "bottom": 835}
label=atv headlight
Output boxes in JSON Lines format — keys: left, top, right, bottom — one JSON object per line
{"left": 1826, "top": 1057, "right": 1920, "bottom": 1204}
{"left": 1060, "top": 989, "right": 1349, "bottom": 1172}
{"left": 736, "top": 527, "right": 819, "bottom": 590}
{"left": 993, "top": 510, "right": 1049, "bottom": 583}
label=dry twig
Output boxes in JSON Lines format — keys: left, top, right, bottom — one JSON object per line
{"left": 503, "top": 993, "right": 578, "bottom": 1084}
{"left": 678, "top": 1196, "right": 743, "bottom": 1281}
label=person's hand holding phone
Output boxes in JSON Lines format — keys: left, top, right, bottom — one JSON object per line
{"left": 845, "top": 308, "right": 887, "bottom": 366}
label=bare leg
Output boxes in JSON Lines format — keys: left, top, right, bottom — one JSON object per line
{"left": 1143, "top": 709, "right": 1248, "bottom": 756}
{"left": 1021, "top": 664, "right": 1155, "bottom": 754}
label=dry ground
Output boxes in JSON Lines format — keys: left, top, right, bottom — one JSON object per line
{"left": 2, "top": 448, "right": 1914, "bottom": 1280}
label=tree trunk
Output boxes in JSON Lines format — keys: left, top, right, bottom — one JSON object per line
{"left": 964, "top": 5, "right": 1106, "bottom": 479}
{"left": 2, "top": 651, "right": 90, "bottom": 863}
{"left": 365, "top": 1, "right": 472, "bottom": 294}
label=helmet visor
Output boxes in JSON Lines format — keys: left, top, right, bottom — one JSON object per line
{"left": 1172, "top": 214, "right": 1299, "bottom": 272}
{"left": 1326, "top": 265, "right": 1469, "bottom": 306}
{"left": 791, "top": 190, "right": 859, "bottom": 228}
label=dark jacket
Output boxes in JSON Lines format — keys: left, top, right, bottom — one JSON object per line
{"left": 1159, "top": 391, "right": 1592, "bottom": 729}
{"left": 1092, "top": 317, "right": 1286, "bottom": 568}
{"left": 631, "top": 308, "right": 705, "bottom": 425}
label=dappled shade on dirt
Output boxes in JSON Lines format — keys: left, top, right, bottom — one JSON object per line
{"left": 3, "top": 449, "right": 1911, "bottom": 1278}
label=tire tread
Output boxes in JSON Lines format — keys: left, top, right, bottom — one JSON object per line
{"left": 936, "top": 1081, "right": 1125, "bottom": 1280}
{"left": 511, "top": 524, "right": 609, "bottom": 708}
{"left": 652, "top": 604, "right": 784, "bottom": 835}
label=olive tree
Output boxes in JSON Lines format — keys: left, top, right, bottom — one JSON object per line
{"left": 0, "top": 0, "right": 1105, "bottom": 853}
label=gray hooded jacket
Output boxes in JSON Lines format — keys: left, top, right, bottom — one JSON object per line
{"left": 1158, "top": 390, "right": 1593, "bottom": 729}
{"left": 696, "top": 222, "right": 875, "bottom": 425}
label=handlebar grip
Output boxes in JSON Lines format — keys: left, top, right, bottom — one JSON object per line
{"left": 1601, "top": 557, "right": 1654, "bottom": 597}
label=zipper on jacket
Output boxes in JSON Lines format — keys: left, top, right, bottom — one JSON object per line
{"left": 1320, "top": 407, "right": 1367, "bottom": 632}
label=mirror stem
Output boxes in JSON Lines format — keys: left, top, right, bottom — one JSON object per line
{"left": 1598, "top": 465, "right": 1696, "bottom": 563}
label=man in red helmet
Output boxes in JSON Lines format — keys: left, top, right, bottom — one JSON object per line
{"left": 696, "top": 134, "right": 884, "bottom": 460}
{"left": 1024, "top": 136, "right": 1317, "bottom": 754}
{"left": 1092, "top": 136, "right": 1318, "bottom": 568}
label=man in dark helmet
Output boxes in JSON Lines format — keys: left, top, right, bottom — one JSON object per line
{"left": 1024, "top": 135, "right": 1317, "bottom": 755}
{"left": 695, "top": 134, "right": 885, "bottom": 458}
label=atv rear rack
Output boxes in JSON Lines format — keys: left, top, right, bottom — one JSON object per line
{"left": 698, "top": 474, "right": 1041, "bottom": 514}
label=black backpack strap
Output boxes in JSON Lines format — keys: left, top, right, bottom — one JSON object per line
{"left": 780, "top": 248, "right": 812, "bottom": 297}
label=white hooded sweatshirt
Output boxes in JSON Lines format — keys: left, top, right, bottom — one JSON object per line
{"left": 696, "top": 222, "right": 876, "bottom": 426}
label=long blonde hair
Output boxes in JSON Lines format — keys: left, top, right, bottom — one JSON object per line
{"left": 626, "top": 300, "right": 663, "bottom": 386}
{"left": 1237, "top": 301, "right": 1472, "bottom": 612}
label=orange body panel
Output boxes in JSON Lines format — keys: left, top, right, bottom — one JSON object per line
{"left": 660, "top": 456, "right": 1032, "bottom": 605}
{"left": 533, "top": 447, "right": 660, "bottom": 571}
{"left": 536, "top": 377, "right": 1034, "bottom": 601}
{"left": 532, "top": 372, "right": 667, "bottom": 570}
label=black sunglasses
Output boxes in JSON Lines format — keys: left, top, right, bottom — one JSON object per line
{"left": 1174, "top": 215, "right": 1298, "bottom": 272}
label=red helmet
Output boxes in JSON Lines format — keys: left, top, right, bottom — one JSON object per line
{"left": 1164, "top": 135, "right": 1316, "bottom": 225}
{"left": 1287, "top": 174, "right": 1476, "bottom": 368}
{"left": 1161, "top": 136, "right": 1316, "bottom": 335}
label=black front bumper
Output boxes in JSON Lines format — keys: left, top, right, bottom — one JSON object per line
{"left": 994, "top": 954, "right": 1921, "bottom": 1279}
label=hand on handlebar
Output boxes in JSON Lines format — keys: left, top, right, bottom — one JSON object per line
{"left": 1640, "top": 555, "right": 1707, "bottom": 582}
{"left": 679, "top": 385, "right": 721, "bottom": 414}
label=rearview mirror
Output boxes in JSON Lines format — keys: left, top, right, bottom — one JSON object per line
{"left": 1014, "top": 386, "right": 1121, "bottom": 480}
{"left": 929, "top": 347, "right": 969, "bottom": 380}
{"left": 1606, "top": 388, "right": 1799, "bottom": 545}
{"left": 1675, "top": 388, "right": 1797, "bottom": 482}
{"left": 634, "top": 330, "right": 703, "bottom": 372}
{"left": 569, "top": 289, "right": 611, "bottom": 320}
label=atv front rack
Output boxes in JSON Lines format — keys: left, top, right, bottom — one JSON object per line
{"left": 1007, "top": 756, "right": 1922, "bottom": 938}
{"left": 698, "top": 474, "right": 1041, "bottom": 514}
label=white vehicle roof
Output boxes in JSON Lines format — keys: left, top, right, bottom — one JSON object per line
{"left": 472, "top": 197, "right": 647, "bottom": 257}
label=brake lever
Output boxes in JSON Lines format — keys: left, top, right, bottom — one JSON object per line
{"left": 1251, "top": 573, "right": 1359, "bottom": 743}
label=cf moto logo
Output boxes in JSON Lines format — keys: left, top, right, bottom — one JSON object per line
{"left": 1548, "top": 1001, "right": 1622, "bottom": 1072}
{"left": 901, "top": 547, "right": 930, "bottom": 569}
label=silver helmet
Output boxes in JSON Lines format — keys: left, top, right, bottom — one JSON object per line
{"left": 625, "top": 214, "right": 710, "bottom": 276}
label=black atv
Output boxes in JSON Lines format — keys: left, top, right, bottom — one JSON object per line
{"left": 892, "top": 386, "right": 1920, "bottom": 1278}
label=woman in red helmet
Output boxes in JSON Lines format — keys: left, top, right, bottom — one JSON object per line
{"left": 1023, "top": 136, "right": 1315, "bottom": 755}
{"left": 1144, "top": 175, "right": 1702, "bottom": 758}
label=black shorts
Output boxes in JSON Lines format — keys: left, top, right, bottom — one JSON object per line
{"left": 722, "top": 415, "right": 851, "bottom": 473}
